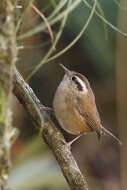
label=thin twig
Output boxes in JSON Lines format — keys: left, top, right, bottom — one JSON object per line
{"left": 31, "top": 4, "right": 55, "bottom": 51}
{"left": 26, "top": 0, "right": 96, "bottom": 81}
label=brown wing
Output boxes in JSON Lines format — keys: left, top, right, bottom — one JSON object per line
{"left": 76, "top": 92, "right": 102, "bottom": 137}
{"left": 75, "top": 90, "right": 122, "bottom": 144}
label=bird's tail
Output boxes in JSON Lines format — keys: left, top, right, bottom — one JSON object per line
{"left": 100, "top": 125, "right": 122, "bottom": 145}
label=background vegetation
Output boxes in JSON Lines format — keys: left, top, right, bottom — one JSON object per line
{"left": 3, "top": 0, "right": 127, "bottom": 189}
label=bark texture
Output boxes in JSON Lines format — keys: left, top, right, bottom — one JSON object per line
{"left": 0, "top": 1, "right": 17, "bottom": 189}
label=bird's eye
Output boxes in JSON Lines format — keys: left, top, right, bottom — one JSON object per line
{"left": 71, "top": 76, "right": 83, "bottom": 91}
{"left": 72, "top": 76, "right": 76, "bottom": 81}
{"left": 71, "top": 75, "right": 88, "bottom": 92}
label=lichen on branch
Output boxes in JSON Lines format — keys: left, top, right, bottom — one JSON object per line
{"left": 0, "top": 0, "right": 18, "bottom": 188}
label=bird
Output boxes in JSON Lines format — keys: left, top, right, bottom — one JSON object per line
{"left": 53, "top": 64, "right": 122, "bottom": 146}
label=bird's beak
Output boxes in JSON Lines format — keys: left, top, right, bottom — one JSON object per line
{"left": 60, "top": 64, "right": 71, "bottom": 75}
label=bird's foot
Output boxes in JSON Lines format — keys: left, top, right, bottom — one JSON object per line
{"left": 55, "top": 135, "right": 81, "bottom": 152}
{"left": 67, "top": 135, "right": 81, "bottom": 147}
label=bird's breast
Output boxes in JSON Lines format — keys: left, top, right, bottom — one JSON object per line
{"left": 53, "top": 92, "right": 92, "bottom": 135}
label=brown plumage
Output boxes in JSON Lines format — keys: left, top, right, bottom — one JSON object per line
{"left": 53, "top": 64, "right": 122, "bottom": 145}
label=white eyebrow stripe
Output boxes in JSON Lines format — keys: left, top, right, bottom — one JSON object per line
{"left": 76, "top": 76, "right": 88, "bottom": 93}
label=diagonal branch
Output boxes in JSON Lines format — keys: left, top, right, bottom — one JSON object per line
{"left": 13, "top": 68, "right": 89, "bottom": 190}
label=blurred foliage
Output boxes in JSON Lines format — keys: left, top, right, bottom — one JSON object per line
{"left": 9, "top": 0, "right": 127, "bottom": 189}
{"left": 9, "top": 136, "right": 68, "bottom": 190}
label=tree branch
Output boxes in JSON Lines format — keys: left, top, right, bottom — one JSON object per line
{"left": 0, "top": 1, "right": 17, "bottom": 189}
{"left": 13, "top": 68, "right": 89, "bottom": 190}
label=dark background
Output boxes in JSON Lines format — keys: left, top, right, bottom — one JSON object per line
{"left": 9, "top": 1, "right": 127, "bottom": 190}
